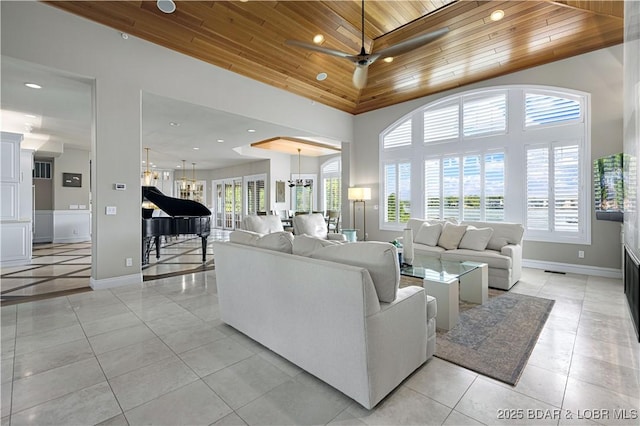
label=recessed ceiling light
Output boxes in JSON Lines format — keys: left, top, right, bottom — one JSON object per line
{"left": 24, "top": 83, "right": 42, "bottom": 89}
{"left": 316, "top": 72, "right": 328, "bottom": 81}
{"left": 156, "top": 0, "right": 176, "bottom": 14}
{"left": 176, "top": 165, "right": 181, "bottom": 168}
{"left": 121, "top": 33, "right": 129, "bottom": 40}
{"left": 383, "top": 57, "right": 394, "bottom": 63}
{"left": 247, "top": 129, "right": 256, "bottom": 133}
{"left": 313, "top": 34, "right": 325, "bottom": 44}
{"left": 217, "top": 139, "right": 224, "bottom": 143}
{"left": 169, "top": 122, "right": 180, "bottom": 127}
{"left": 25, "top": 114, "right": 37, "bottom": 118}
{"left": 490, "top": 10, "right": 504, "bottom": 22}
{"left": 193, "top": 147, "right": 199, "bottom": 150}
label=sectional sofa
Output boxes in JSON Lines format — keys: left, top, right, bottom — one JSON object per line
{"left": 213, "top": 231, "right": 437, "bottom": 409}
{"left": 402, "top": 218, "right": 525, "bottom": 290}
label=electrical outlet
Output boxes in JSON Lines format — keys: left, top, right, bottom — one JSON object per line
{"left": 578, "top": 250, "right": 585, "bottom": 259}
{"left": 125, "top": 258, "right": 133, "bottom": 267}
{"left": 72, "top": 229, "right": 78, "bottom": 235}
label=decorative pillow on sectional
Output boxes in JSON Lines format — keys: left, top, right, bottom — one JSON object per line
{"left": 256, "top": 231, "right": 294, "bottom": 253}
{"left": 292, "top": 235, "right": 341, "bottom": 256}
{"left": 230, "top": 230, "right": 262, "bottom": 246}
{"left": 414, "top": 223, "right": 443, "bottom": 246}
{"left": 310, "top": 242, "right": 399, "bottom": 303}
{"left": 458, "top": 226, "right": 494, "bottom": 251}
{"left": 437, "top": 222, "right": 468, "bottom": 250}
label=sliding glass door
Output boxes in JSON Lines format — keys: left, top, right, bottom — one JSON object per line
{"left": 212, "top": 178, "right": 242, "bottom": 230}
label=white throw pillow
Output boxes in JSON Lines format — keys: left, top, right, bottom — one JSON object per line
{"left": 310, "top": 242, "right": 399, "bottom": 303}
{"left": 256, "top": 231, "right": 294, "bottom": 253}
{"left": 458, "top": 226, "right": 494, "bottom": 251}
{"left": 230, "top": 230, "right": 262, "bottom": 246}
{"left": 437, "top": 223, "right": 468, "bottom": 250}
{"left": 292, "top": 235, "right": 341, "bottom": 256}
{"left": 414, "top": 223, "right": 442, "bottom": 246}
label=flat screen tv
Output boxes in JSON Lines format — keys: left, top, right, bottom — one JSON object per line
{"left": 594, "top": 153, "right": 624, "bottom": 222}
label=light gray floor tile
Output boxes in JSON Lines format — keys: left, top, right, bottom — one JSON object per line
{"left": 237, "top": 377, "right": 351, "bottom": 426}
{"left": 203, "top": 355, "right": 292, "bottom": 409}
{"left": 512, "top": 363, "right": 568, "bottom": 407}
{"left": 569, "top": 353, "right": 640, "bottom": 399}
{"left": 81, "top": 311, "right": 144, "bottom": 337}
{"left": 213, "top": 412, "right": 249, "bottom": 426}
{"left": 124, "top": 380, "right": 231, "bottom": 426}
{"left": 345, "top": 386, "right": 451, "bottom": 425}
{"left": 89, "top": 323, "right": 156, "bottom": 355}
{"left": 562, "top": 377, "right": 640, "bottom": 425}
{"left": 14, "top": 324, "right": 86, "bottom": 356}
{"left": 73, "top": 301, "right": 131, "bottom": 323}
{"left": 144, "top": 310, "right": 204, "bottom": 335}
{"left": 15, "top": 309, "right": 79, "bottom": 337}
{"left": 443, "top": 410, "right": 485, "bottom": 425}
{"left": 327, "top": 409, "right": 367, "bottom": 426}
{"left": 179, "top": 337, "right": 254, "bottom": 377}
{"left": 456, "top": 377, "right": 559, "bottom": 425}
{"left": 11, "top": 357, "right": 105, "bottom": 413}
{"left": 13, "top": 338, "right": 94, "bottom": 380}
{"left": 527, "top": 337, "right": 574, "bottom": 376}
{"left": 1, "top": 381, "right": 11, "bottom": 417}
{"left": 9, "top": 381, "right": 121, "bottom": 426}
{"left": 573, "top": 333, "right": 640, "bottom": 370}
{"left": 129, "top": 300, "right": 190, "bottom": 323}
{"left": 108, "top": 355, "right": 198, "bottom": 411}
{"left": 257, "top": 349, "right": 303, "bottom": 377}
{"left": 1, "top": 356, "right": 13, "bottom": 384}
{"left": 95, "top": 413, "right": 129, "bottom": 426}
{"left": 158, "top": 321, "right": 227, "bottom": 354}
{"left": 97, "top": 337, "right": 174, "bottom": 379}
{"left": 404, "top": 357, "right": 477, "bottom": 408}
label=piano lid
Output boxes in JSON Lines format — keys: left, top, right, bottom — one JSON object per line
{"left": 142, "top": 186, "right": 211, "bottom": 217}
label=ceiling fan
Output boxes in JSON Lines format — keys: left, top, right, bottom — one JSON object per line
{"left": 285, "top": 0, "right": 449, "bottom": 90}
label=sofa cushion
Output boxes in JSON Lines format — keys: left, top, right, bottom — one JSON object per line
{"left": 311, "top": 242, "right": 399, "bottom": 303}
{"left": 462, "top": 221, "right": 524, "bottom": 251}
{"left": 256, "top": 232, "right": 294, "bottom": 253}
{"left": 230, "top": 230, "right": 293, "bottom": 253}
{"left": 242, "top": 215, "right": 284, "bottom": 234}
{"left": 441, "top": 248, "right": 512, "bottom": 269}
{"left": 437, "top": 223, "right": 468, "bottom": 250}
{"left": 458, "top": 226, "right": 494, "bottom": 251}
{"left": 230, "top": 229, "right": 262, "bottom": 245}
{"left": 293, "top": 235, "right": 341, "bottom": 256}
{"left": 413, "top": 243, "right": 446, "bottom": 257}
{"left": 414, "top": 223, "right": 442, "bottom": 247}
{"left": 293, "top": 213, "right": 328, "bottom": 239}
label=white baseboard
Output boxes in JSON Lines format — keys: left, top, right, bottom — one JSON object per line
{"left": 90, "top": 273, "right": 142, "bottom": 290}
{"left": 53, "top": 236, "right": 92, "bottom": 243}
{"left": 523, "top": 259, "right": 622, "bottom": 279}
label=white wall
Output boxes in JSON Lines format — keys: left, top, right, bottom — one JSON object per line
{"left": 1, "top": 1, "right": 353, "bottom": 287}
{"left": 354, "top": 45, "right": 624, "bottom": 272}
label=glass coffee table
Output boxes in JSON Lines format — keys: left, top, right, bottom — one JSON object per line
{"left": 401, "top": 254, "right": 488, "bottom": 330}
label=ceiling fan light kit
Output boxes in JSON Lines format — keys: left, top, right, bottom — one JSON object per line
{"left": 285, "top": 0, "right": 448, "bottom": 90}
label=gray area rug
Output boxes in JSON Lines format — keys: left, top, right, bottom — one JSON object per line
{"left": 435, "top": 292, "right": 555, "bottom": 386}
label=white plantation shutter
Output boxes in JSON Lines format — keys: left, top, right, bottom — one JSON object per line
{"left": 424, "top": 159, "right": 441, "bottom": 220}
{"left": 554, "top": 145, "right": 579, "bottom": 232}
{"left": 484, "top": 152, "right": 505, "bottom": 221}
{"left": 384, "top": 162, "right": 411, "bottom": 224}
{"left": 463, "top": 93, "right": 507, "bottom": 137}
{"left": 424, "top": 104, "right": 459, "bottom": 143}
{"left": 442, "top": 157, "right": 460, "bottom": 220}
{"left": 246, "top": 176, "right": 266, "bottom": 214}
{"left": 462, "top": 155, "right": 481, "bottom": 221}
{"left": 383, "top": 119, "right": 412, "bottom": 149}
{"left": 321, "top": 158, "right": 341, "bottom": 211}
{"left": 525, "top": 93, "right": 581, "bottom": 127}
{"left": 527, "top": 147, "right": 549, "bottom": 230}
{"left": 384, "top": 163, "right": 397, "bottom": 223}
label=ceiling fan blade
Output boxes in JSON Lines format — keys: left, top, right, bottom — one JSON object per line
{"left": 352, "top": 65, "right": 369, "bottom": 90}
{"left": 284, "top": 39, "right": 353, "bottom": 59}
{"left": 373, "top": 27, "right": 449, "bottom": 60}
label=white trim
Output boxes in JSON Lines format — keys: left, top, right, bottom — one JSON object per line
{"left": 523, "top": 259, "right": 622, "bottom": 279}
{"left": 53, "top": 209, "right": 91, "bottom": 243}
{"left": 90, "top": 272, "right": 142, "bottom": 290}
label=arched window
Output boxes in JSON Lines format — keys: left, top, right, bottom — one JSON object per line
{"left": 379, "top": 85, "right": 590, "bottom": 244}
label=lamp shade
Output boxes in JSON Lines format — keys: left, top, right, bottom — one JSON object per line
{"left": 348, "top": 187, "right": 371, "bottom": 201}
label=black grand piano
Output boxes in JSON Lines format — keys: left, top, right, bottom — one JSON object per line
{"left": 142, "top": 186, "right": 211, "bottom": 265}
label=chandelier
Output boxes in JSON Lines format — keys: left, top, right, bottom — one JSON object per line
{"left": 179, "top": 159, "right": 188, "bottom": 189}
{"left": 142, "top": 147, "right": 158, "bottom": 186}
{"left": 288, "top": 148, "right": 312, "bottom": 188}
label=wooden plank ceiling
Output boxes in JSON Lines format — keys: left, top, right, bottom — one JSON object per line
{"left": 47, "top": 1, "right": 623, "bottom": 114}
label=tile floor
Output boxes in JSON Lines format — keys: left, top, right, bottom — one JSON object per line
{"left": 0, "top": 267, "right": 639, "bottom": 425}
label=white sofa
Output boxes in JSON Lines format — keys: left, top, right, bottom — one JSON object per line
{"left": 213, "top": 232, "right": 436, "bottom": 409}
{"left": 403, "top": 218, "right": 524, "bottom": 290}
{"left": 292, "top": 213, "right": 346, "bottom": 241}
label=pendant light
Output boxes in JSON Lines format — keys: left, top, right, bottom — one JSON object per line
{"left": 143, "top": 147, "right": 152, "bottom": 186}
{"left": 288, "top": 148, "right": 312, "bottom": 188}
{"left": 180, "top": 160, "right": 187, "bottom": 190}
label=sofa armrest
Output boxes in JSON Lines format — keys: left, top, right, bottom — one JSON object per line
{"left": 327, "top": 233, "right": 347, "bottom": 241}
{"left": 501, "top": 244, "right": 522, "bottom": 283}
{"left": 364, "top": 285, "right": 428, "bottom": 407}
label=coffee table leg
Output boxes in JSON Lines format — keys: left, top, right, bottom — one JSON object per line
{"left": 459, "top": 262, "right": 488, "bottom": 304}
{"left": 423, "top": 277, "right": 458, "bottom": 331}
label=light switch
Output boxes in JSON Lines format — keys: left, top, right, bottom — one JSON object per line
{"left": 106, "top": 206, "right": 117, "bottom": 215}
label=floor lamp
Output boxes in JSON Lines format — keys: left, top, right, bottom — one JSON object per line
{"left": 348, "top": 187, "right": 371, "bottom": 241}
